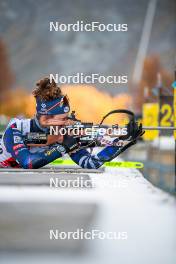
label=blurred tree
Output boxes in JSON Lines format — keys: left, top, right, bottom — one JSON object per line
{"left": 133, "top": 55, "right": 173, "bottom": 112}
{"left": 0, "top": 39, "right": 14, "bottom": 102}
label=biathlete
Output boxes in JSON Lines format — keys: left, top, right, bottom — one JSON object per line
{"left": 0, "top": 77, "right": 143, "bottom": 169}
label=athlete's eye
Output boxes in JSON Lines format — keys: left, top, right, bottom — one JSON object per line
{"left": 45, "top": 115, "right": 54, "bottom": 120}
{"left": 61, "top": 117, "right": 68, "bottom": 121}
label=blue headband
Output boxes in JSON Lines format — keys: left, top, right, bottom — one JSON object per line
{"left": 36, "top": 96, "right": 70, "bottom": 115}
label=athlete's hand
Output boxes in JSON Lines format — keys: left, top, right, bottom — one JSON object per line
{"left": 62, "top": 135, "right": 81, "bottom": 153}
{"left": 120, "top": 121, "right": 144, "bottom": 141}
{"left": 46, "top": 135, "right": 64, "bottom": 145}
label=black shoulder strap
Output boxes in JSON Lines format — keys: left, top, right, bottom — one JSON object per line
{"left": 99, "top": 109, "right": 135, "bottom": 126}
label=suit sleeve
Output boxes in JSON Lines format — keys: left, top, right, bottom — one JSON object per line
{"left": 70, "top": 145, "right": 123, "bottom": 169}
{"left": 3, "top": 124, "right": 65, "bottom": 169}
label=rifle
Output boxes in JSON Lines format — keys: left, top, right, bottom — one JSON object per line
{"left": 24, "top": 109, "right": 144, "bottom": 148}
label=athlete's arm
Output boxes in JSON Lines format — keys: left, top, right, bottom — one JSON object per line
{"left": 3, "top": 124, "right": 65, "bottom": 169}
{"left": 70, "top": 143, "right": 127, "bottom": 169}
{"left": 70, "top": 126, "right": 143, "bottom": 169}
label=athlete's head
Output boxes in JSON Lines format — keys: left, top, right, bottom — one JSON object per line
{"left": 32, "top": 77, "right": 70, "bottom": 127}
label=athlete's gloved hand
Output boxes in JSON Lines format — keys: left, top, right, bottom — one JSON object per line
{"left": 128, "top": 121, "right": 144, "bottom": 140}
{"left": 62, "top": 135, "right": 81, "bottom": 153}
{"left": 120, "top": 121, "right": 144, "bottom": 141}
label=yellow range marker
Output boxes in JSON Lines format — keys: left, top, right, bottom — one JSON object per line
{"left": 142, "top": 103, "right": 159, "bottom": 141}
{"left": 174, "top": 88, "right": 176, "bottom": 139}
{"left": 51, "top": 159, "right": 144, "bottom": 169}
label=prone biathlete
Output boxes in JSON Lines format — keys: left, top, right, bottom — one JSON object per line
{"left": 0, "top": 77, "right": 143, "bottom": 169}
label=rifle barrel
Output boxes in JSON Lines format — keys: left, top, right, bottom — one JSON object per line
{"left": 142, "top": 126, "right": 176, "bottom": 130}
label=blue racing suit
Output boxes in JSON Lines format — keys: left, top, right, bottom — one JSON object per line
{"left": 0, "top": 117, "right": 124, "bottom": 169}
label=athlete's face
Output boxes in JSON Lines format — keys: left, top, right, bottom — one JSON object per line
{"left": 38, "top": 113, "right": 71, "bottom": 145}
{"left": 39, "top": 113, "right": 70, "bottom": 127}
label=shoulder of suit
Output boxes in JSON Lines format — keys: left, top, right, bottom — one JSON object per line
{"left": 6, "top": 118, "right": 32, "bottom": 135}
